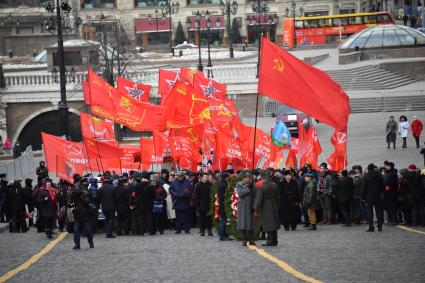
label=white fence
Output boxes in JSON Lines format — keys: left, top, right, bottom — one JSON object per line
{"left": 0, "top": 146, "right": 36, "bottom": 181}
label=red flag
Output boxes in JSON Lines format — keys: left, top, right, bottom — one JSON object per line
{"left": 159, "top": 70, "right": 180, "bottom": 105}
{"left": 216, "top": 131, "right": 243, "bottom": 160}
{"left": 193, "top": 72, "right": 226, "bottom": 100}
{"left": 42, "top": 132, "right": 89, "bottom": 173}
{"left": 80, "top": 112, "right": 114, "bottom": 140}
{"left": 56, "top": 155, "right": 85, "bottom": 184}
{"left": 165, "top": 81, "right": 211, "bottom": 128}
{"left": 82, "top": 79, "right": 90, "bottom": 105}
{"left": 111, "top": 91, "right": 166, "bottom": 131}
{"left": 307, "top": 125, "right": 322, "bottom": 156}
{"left": 285, "top": 137, "right": 299, "bottom": 169}
{"left": 179, "top": 67, "right": 196, "bottom": 86}
{"left": 258, "top": 37, "right": 350, "bottom": 131}
{"left": 297, "top": 119, "right": 319, "bottom": 169}
{"left": 327, "top": 129, "right": 348, "bottom": 172}
{"left": 140, "top": 138, "right": 163, "bottom": 164}
{"left": 88, "top": 68, "right": 116, "bottom": 121}
{"left": 84, "top": 137, "right": 122, "bottom": 160}
{"left": 153, "top": 131, "right": 168, "bottom": 157}
{"left": 117, "top": 76, "right": 151, "bottom": 102}
{"left": 208, "top": 98, "right": 234, "bottom": 134}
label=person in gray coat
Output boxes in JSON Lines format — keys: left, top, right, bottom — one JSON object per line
{"left": 255, "top": 171, "right": 280, "bottom": 246}
{"left": 237, "top": 171, "right": 256, "bottom": 246}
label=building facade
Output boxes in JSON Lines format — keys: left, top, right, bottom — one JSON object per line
{"left": 0, "top": 0, "right": 402, "bottom": 56}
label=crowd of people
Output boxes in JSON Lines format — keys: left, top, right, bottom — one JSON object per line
{"left": 0, "top": 160, "right": 424, "bottom": 249}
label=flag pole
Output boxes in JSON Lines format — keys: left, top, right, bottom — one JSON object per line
{"left": 251, "top": 36, "right": 263, "bottom": 178}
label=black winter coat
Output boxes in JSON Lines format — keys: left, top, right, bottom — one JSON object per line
{"left": 383, "top": 169, "right": 398, "bottom": 196}
{"left": 194, "top": 181, "right": 212, "bottom": 214}
{"left": 337, "top": 176, "right": 353, "bottom": 204}
{"left": 362, "top": 171, "right": 384, "bottom": 202}
{"left": 278, "top": 179, "right": 300, "bottom": 223}
{"left": 115, "top": 184, "right": 131, "bottom": 215}
{"left": 132, "top": 181, "right": 155, "bottom": 213}
{"left": 97, "top": 182, "right": 116, "bottom": 212}
{"left": 37, "top": 189, "right": 57, "bottom": 218}
{"left": 69, "top": 188, "right": 93, "bottom": 221}
{"left": 6, "top": 185, "right": 26, "bottom": 212}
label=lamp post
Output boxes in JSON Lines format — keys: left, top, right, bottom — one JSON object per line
{"left": 205, "top": 11, "right": 222, "bottom": 78}
{"left": 44, "top": 0, "right": 71, "bottom": 139}
{"left": 251, "top": 0, "right": 269, "bottom": 78}
{"left": 285, "top": 1, "right": 303, "bottom": 48}
{"left": 187, "top": 11, "right": 203, "bottom": 71}
{"left": 149, "top": 9, "right": 166, "bottom": 44}
{"left": 160, "top": 0, "right": 179, "bottom": 55}
{"left": 220, "top": 0, "right": 238, "bottom": 58}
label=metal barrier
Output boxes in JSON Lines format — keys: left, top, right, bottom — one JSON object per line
{"left": 0, "top": 146, "right": 36, "bottom": 181}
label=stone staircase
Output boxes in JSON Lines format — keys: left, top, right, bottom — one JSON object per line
{"left": 326, "top": 65, "right": 417, "bottom": 90}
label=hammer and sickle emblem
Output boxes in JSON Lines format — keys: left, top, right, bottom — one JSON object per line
{"left": 273, "top": 57, "right": 285, "bottom": 74}
{"left": 187, "top": 128, "right": 199, "bottom": 143}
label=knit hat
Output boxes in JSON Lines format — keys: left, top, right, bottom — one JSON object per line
{"left": 408, "top": 164, "right": 417, "bottom": 170}
{"left": 150, "top": 174, "right": 160, "bottom": 182}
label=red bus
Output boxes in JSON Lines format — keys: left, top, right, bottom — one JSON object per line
{"left": 283, "top": 12, "right": 395, "bottom": 48}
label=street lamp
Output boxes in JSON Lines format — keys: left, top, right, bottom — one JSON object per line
{"left": 187, "top": 11, "right": 203, "bottom": 71}
{"left": 205, "top": 12, "right": 222, "bottom": 78}
{"left": 251, "top": 0, "right": 269, "bottom": 77}
{"left": 149, "top": 9, "right": 166, "bottom": 44}
{"left": 160, "top": 0, "right": 180, "bottom": 55}
{"left": 44, "top": 0, "right": 72, "bottom": 139}
{"left": 285, "top": 1, "right": 303, "bottom": 48}
{"left": 220, "top": 0, "right": 238, "bottom": 58}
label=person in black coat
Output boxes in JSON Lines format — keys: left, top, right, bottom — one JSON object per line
{"left": 337, "top": 170, "right": 354, "bottom": 227}
{"left": 383, "top": 161, "right": 398, "bottom": 225}
{"left": 409, "top": 168, "right": 425, "bottom": 226}
{"left": 279, "top": 170, "right": 300, "bottom": 231}
{"left": 0, "top": 174, "right": 8, "bottom": 223}
{"left": 362, "top": 164, "right": 384, "bottom": 232}
{"left": 36, "top": 181, "right": 58, "bottom": 239}
{"left": 194, "top": 173, "right": 213, "bottom": 236}
{"left": 150, "top": 174, "right": 167, "bottom": 235}
{"left": 69, "top": 183, "right": 95, "bottom": 249}
{"left": 6, "top": 181, "right": 28, "bottom": 233}
{"left": 130, "top": 172, "right": 154, "bottom": 235}
{"left": 97, "top": 177, "right": 116, "bottom": 238}
{"left": 36, "top": 161, "right": 49, "bottom": 185}
{"left": 22, "top": 178, "right": 34, "bottom": 227}
{"left": 114, "top": 178, "right": 131, "bottom": 235}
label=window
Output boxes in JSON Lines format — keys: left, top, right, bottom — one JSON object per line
{"left": 364, "top": 30, "right": 383, "bottom": 48}
{"left": 363, "top": 15, "right": 377, "bottom": 24}
{"left": 382, "top": 29, "right": 401, "bottom": 46}
{"left": 377, "top": 14, "right": 390, "bottom": 23}
{"left": 82, "top": 0, "right": 116, "bottom": 9}
{"left": 186, "top": 0, "right": 220, "bottom": 5}
{"left": 16, "top": 27, "right": 34, "bottom": 35}
{"left": 332, "top": 18, "right": 348, "bottom": 26}
{"left": 306, "top": 20, "right": 318, "bottom": 28}
{"left": 354, "top": 16, "right": 362, "bottom": 24}
{"left": 294, "top": 20, "right": 303, "bottom": 29}
{"left": 324, "top": 19, "right": 332, "bottom": 27}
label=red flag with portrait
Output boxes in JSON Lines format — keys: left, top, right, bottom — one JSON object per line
{"left": 80, "top": 112, "right": 114, "bottom": 140}
{"left": 327, "top": 129, "right": 348, "bottom": 171}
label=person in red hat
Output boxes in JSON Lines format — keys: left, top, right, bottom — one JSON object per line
{"left": 411, "top": 116, "right": 423, "bottom": 148}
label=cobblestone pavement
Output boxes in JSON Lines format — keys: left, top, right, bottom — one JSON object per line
{"left": 1, "top": 223, "right": 424, "bottom": 283}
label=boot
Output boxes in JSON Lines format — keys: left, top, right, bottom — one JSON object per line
{"left": 366, "top": 227, "right": 375, "bottom": 232}
{"left": 309, "top": 224, "right": 317, "bottom": 230}
{"left": 89, "top": 241, "right": 94, "bottom": 248}
{"left": 207, "top": 229, "right": 214, "bottom": 236}
{"left": 46, "top": 230, "right": 53, "bottom": 239}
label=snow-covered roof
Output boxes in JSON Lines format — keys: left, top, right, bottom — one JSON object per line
{"left": 49, "top": 39, "right": 100, "bottom": 48}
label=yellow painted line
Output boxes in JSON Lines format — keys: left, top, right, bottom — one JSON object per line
{"left": 247, "top": 244, "right": 323, "bottom": 283}
{"left": 397, "top": 225, "right": 425, "bottom": 235}
{"left": 0, "top": 232, "right": 68, "bottom": 283}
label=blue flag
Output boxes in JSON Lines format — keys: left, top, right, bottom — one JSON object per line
{"left": 272, "top": 120, "right": 291, "bottom": 147}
